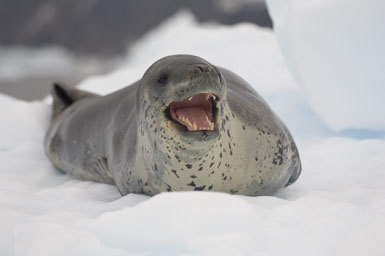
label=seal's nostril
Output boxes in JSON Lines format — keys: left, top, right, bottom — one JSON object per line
{"left": 190, "top": 64, "right": 210, "bottom": 74}
{"left": 197, "top": 65, "right": 209, "bottom": 73}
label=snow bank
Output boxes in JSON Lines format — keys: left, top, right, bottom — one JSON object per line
{"left": 266, "top": 0, "right": 385, "bottom": 132}
{"left": 1, "top": 11, "right": 385, "bottom": 256}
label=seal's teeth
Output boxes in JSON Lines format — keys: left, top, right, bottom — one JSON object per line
{"left": 192, "top": 122, "right": 198, "bottom": 130}
{"left": 188, "top": 96, "right": 193, "bottom": 101}
{"left": 206, "top": 94, "right": 210, "bottom": 101}
{"left": 205, "top": 115, "right": 215, "bottom": 131}
{"left": 205, "top": 114, "right": 210, "bottom": 123}
{"left": 185, "top": 117, "right": 190, "bottom": 125}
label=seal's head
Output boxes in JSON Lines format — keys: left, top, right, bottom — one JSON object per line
{"left": 139, "top": 55, "right": 226, "bottom": 145}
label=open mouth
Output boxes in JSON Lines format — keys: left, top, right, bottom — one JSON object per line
{"left": 167, "top": 93, "right": 218, "bottom": 131}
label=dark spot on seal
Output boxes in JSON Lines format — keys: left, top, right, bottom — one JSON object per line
{"left": 185, "top": 164, "right": 192, "bottom": 169}
{"left": 255, "top": 157, "right": 258, "bottom": 162}
{"left": 208, "top": 185, "right": 214, "bottom": 190}
{"left": 219, "top": 152, "right": 222, "bottom": 158}
{"left": 217, "top": 162, "right": 221, "bottom": 168}
{"left": 198, "top": 167, "right": 203, "bottom": 171}
{"left": 171, "top": 169, "right": 179, "bottom": 178}
{"left": 165, "top": 183, "right": 172, "bottom": 192}
{"left": 209, "top": 162, "right": 214, "bottom": 168}
{"left": 154, "top": 164, "right": 158, "bottom": 171}
{"left": 194, "top": 185, "right": 206, "bottom": 191}
{"left": 273, "top": 139, "right": 284, "bottom": 165}
{"left": 227, "top": 129, "right": 231, "bottom": 138}
{"left": 190, "top": 175, "right": 197, "bottom": 179}
{"left": 187, "top": 181, "right": 196, "bottom": 187}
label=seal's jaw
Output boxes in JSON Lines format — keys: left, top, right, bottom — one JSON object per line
{"left": 167, "top": 93, "right": 218, "bottom": 132}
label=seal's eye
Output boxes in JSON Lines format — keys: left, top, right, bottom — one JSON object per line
{"left": 158, "top": 74, "right": 168, "bottom": 85}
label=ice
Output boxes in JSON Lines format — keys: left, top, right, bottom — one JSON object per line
{"left": 266, "top": 0, "right": 385, "bottom": 132}
{"left": 0, "top": 94, "right": 49, "bottom": 149}
{"left": 1, "top": 11, "right": 385, "bottom": 256}
{"left": 0, "top": 46, "right": 108, "bottom": 81}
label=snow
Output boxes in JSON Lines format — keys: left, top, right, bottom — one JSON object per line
{"left": 1, "top": 11, "right": 385, "bottom": 256}
{"left": 266, "top": 0, "right": 385, "bottom": 132}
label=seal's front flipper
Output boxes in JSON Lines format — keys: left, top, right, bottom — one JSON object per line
{"left": 92, "top": 157, "right": 114, "bottom": 184}
{"left": 51, "top": 82, "right": 99, "bottom": 120}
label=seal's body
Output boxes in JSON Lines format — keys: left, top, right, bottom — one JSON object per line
{"left": 45, "top": 55, "right": 301, "bottom": 196}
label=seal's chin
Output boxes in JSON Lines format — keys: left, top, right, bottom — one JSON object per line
{"left": 166, "top": 93, "right": 218, "bottom": 132}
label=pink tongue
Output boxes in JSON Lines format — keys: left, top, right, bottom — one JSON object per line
{"left": 175, "top": 107, "right": 212, "bottom": 131}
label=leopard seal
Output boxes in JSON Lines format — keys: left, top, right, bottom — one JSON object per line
{"left": 45, "top": 54, "right": 301, "bottom": 196}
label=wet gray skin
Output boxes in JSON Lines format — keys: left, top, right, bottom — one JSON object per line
{"left": 45, "top": 54, "right": 301, "bottom": 196}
